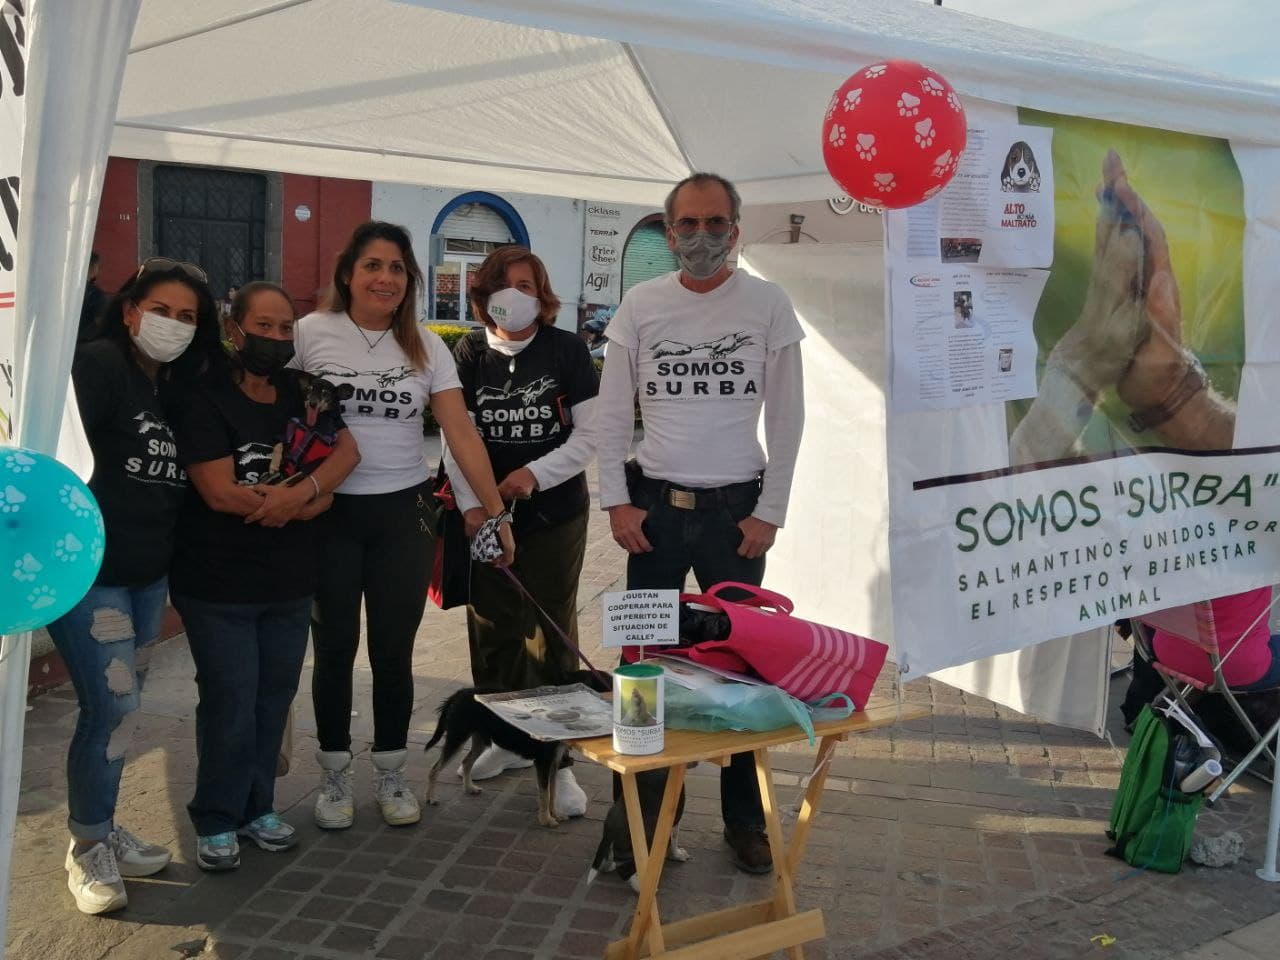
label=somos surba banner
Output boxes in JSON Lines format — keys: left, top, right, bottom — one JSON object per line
{"left": 886, "top": 109, "right": 1280, "bottom": 678}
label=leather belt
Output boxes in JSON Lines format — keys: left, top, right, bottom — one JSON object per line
{"left": 628, "top": 466, "right": 760, "bottom": 511}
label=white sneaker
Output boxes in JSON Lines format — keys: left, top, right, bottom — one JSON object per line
{"left": 463, "top": 744, "right": 534, "bottom": 781}
{"left": 553, "top": 767, "right": 588, "bottom": 819}
{"left": 107, "top": 825, "right": 170, "bottom": 877}
{"left": 372, "top": 749, "right": 421, "bottom": 826}
{"left": 65, "top": 842, "right": 126, "bottom": 915}
{"left": 314, "top": 750, "right": 355, "bottom": 830}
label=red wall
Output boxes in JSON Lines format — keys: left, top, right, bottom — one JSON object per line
{"left": 93, "top": 158, "right": 140, "bottom": 294}
{"left": 282, "top": 176, "right": 372, "bottom": 316}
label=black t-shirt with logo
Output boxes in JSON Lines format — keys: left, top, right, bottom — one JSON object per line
{"left": 453, "top": 327, "right": 598, "bottom": 534}
{"left": 170, "top": 369, "right": 344, "bottom": 603}
{"left": 71, "top": 339, "right": 188, "bottom": 587}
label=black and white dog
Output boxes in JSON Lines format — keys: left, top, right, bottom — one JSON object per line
{"left": 587, "top": 767, "right": 690, "bottom": 893}
{"left": 422, "top": 671, "right": 609, "bottom": 828}
{"left": 1000, "top": 140, "right": 1041, "bottom": 192}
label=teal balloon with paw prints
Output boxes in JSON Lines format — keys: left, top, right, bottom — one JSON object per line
{"left": 0, "top": 447, "right": 105, "bottom": 634}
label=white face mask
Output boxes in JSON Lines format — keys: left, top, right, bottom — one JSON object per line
{"left": 130, "top": 310, "right": 196, "bottom": 363}
{"left": 486, "top": 287, "right": 540, "bottom": 333}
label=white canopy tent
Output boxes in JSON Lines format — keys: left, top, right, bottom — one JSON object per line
{"left": 5, "top": 0, "right": 1280, "bottom": 945}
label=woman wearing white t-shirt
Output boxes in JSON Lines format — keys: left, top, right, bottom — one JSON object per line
{"left": 292, "top": 221, "right": 513, "bottom": 829}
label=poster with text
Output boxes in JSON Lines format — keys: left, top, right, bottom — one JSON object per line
{"left": 886, "top": 110, "right": 1280, "bottom": 678}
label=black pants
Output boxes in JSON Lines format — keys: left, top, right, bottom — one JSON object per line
{"left": 311, "top": 480, "right": 433, "bottom": 753}
{"left": 625, "top": 468, "right": 767, "bottom": 831}
{"left": 467, "top": 509, "right": 589, "bottom": 690}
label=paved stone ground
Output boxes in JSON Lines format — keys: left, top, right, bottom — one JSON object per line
{"left": 8, "top": 461, "right": 1280, "bottom": 959}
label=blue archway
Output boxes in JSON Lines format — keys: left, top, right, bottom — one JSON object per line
{"left": 430, "top": 191, "right": 530, "bottom": 248}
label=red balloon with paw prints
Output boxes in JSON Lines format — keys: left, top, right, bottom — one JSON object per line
{"left": 821, "top": 60, "right": 967, "bottom": 210}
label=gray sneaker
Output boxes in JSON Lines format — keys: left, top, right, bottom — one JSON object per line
{"left": 195, "top": 832, "right": 240, "bottom": 872}
{"left": 238, "top": 813, "right": 298, "bottom": 852}
{"left": 65, "top": 842, "right": 127, "bottom": 915}
{"left": 107, "top": 825, "right": 171, "bottom": 877}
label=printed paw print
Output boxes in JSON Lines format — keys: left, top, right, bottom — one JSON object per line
{"left": 864, "top": 64, "right": 886, "bottom": 79}
{"left": 0, "top": 484, "right": 26, "bottom": 513}
{"left": 931, "top": 149, "right": 954, "bottom": 178}
{"left": 828, "top": 124, "right": 847, "bottom": 147}
{"left": 825, "top": 92, "right": 839, "bottom": 121}
{"left": 60, "top": 484, "right": 95, "bottom": 518}
{"left": 90, "top": 537, "right": 105, "bottom": 566}
{"left": 3, "top": 451, "right": 34, "bottom": 474}
{"left": 842, "top": 87, "right": 863, "bottom": 112}
{"left": 54, "top": 533, "right": 84, "bottom": 562}
{"left": 896, "top": 92, "right": 921, "bottom": 117}
{"left": 855, "top": 133, "right": 877, "bottom": 161}
{"left": 12, "top": 553, "right": 42, "bottom": 583}
{"left": 874, "top": 172, "right": 897, "bottom": 194}
{"left": 947, "top": 90, "right": 963, "bottom": 113}
{"left": 914, "top": 118, "right": 935, "bottom": 149}
{"left": 919, "top": 76, "right": 946, "bottom": 98}
{"left": 27, "top": 585, "right": 57, "bottom": 610}
{"left": 923, "top": 184, "right": 944, "bottom": 200}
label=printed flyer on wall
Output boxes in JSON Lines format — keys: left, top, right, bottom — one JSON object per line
{"left": 888, "top": 265, "right": 1046, "bottom": 410}
{"left": 886, "top": 124, "right": 1055, "bottom": 413}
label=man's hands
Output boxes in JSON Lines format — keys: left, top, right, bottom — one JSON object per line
{"left": 608, "top": 504, "right": 652, "bottom": 554}
{"left": 497, "top": 467, "right": 538, "bottom": 501}
{"left": 736, "top": 516, "right": 777, "bottom": 559}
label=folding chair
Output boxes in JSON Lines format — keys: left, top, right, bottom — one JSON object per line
{"left": 1129, "top": 590, "right": 1280, "bottom": 786}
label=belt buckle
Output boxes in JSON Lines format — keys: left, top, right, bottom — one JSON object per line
{"left": 668, "top": 488, "right": 697, "bottom": 510}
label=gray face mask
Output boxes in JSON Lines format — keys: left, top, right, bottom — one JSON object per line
{"left": 673, "top": 229, "right": 734, "bottom": 280}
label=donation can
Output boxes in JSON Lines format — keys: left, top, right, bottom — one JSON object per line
{"left": 613, "top": 663, "right": 664, "bottom": 755}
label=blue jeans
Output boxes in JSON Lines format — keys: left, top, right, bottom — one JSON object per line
{"left": 174, "top": 594, "right": 311, "bottom": 837}
{"left": 626, "top": 472, "right": 767, "bottom": 831}
{"left": 46, "top": 578, "right": 169, "bottom": 842}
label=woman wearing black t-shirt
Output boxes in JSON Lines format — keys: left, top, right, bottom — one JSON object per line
{"left": 171, "top": 282, "right": 359, "bottom": 872}
{"left": 47, "top": 259, "right": 220, "bottom": 915}
{"left": 444, "top": 246, "right": 599, "bottom": 816}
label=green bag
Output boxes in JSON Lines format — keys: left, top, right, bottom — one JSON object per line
{"left": 1106, "top": 705, "right": 1203, "bottom": 873}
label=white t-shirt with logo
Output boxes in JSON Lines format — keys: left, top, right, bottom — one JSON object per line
{"left": 601, "top": 270, "right": 804, "bottom": 505}
{"left": 291, "top": 311, "right": 461, "bottom": 495}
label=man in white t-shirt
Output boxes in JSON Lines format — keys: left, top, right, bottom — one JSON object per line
{"left": 596, "top": 172, "right": 805, "bottom": 875}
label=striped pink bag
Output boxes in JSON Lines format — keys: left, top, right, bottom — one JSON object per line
{"left": 674, "top": 582, "right": 889, "bottom": 710}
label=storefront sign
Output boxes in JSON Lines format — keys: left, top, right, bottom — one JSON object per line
{"left": 581, "top": 202, "right": 624, "bottom": 306}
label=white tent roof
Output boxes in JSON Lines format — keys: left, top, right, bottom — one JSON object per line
{"left": 116, "top": 0, "right": 1280, "bottom": 204}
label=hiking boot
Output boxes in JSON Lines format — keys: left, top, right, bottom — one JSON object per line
{"left": 195, "top": 832, "right": 240, "bottom": 872}
{"left": 238, "top": 812, "right": 299, "bottom": 852}
{"left": 107, "top": 825, "right": 171, "bottom": 877}
{"left": 65, "top": 842, "right": 127, "bottom": 915}
{"left": 372, "top": 749, "right": 421, "bottom": 826}
{"left": 724, "top": 825, "right": 773, "bottom": 874}
{"left": 314, "top": 750, "right": 355, "bottom": 830}
{"left": 553, "top": 767, "right": 588, "bottom": 819}
{"left": 463, "top": 744, "right": 533, "bottom": 781}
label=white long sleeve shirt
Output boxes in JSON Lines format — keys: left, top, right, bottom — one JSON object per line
{"left": 595, "top": 270, "right": 805, "bottom": 527}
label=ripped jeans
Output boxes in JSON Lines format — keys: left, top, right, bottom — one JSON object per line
{"left": 46, "top": 577, "right": 168, "bottom": 842}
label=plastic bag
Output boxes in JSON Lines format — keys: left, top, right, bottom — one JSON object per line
{"left": 665, "top": 681, "right": 816, "bottom": 744}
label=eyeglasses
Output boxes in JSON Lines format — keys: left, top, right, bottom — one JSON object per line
{"left": 669, "top": 216, "right": 735, "bottom": 237}
{"left": 135, "top": 257, "right": 209, "bottom": 285}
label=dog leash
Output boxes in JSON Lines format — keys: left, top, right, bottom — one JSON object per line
{"left": 499, "top": 564, "right": 611, "bottom": 683}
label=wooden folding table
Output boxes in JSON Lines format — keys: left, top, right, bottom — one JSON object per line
{"left": 573, "top": 702, "right": 926, "bottom": 960}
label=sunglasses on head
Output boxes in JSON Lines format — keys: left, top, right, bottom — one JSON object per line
{"left": 135, "top": 257, "right": 209, "bottom": 285}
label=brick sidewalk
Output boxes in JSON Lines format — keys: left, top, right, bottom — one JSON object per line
{"left": 8, "top": 464, "right": 1280, "bottom": 959}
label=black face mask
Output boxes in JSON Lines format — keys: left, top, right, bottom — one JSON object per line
{"left": 237, "top": 328, "right": 296, "bottom": 376}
